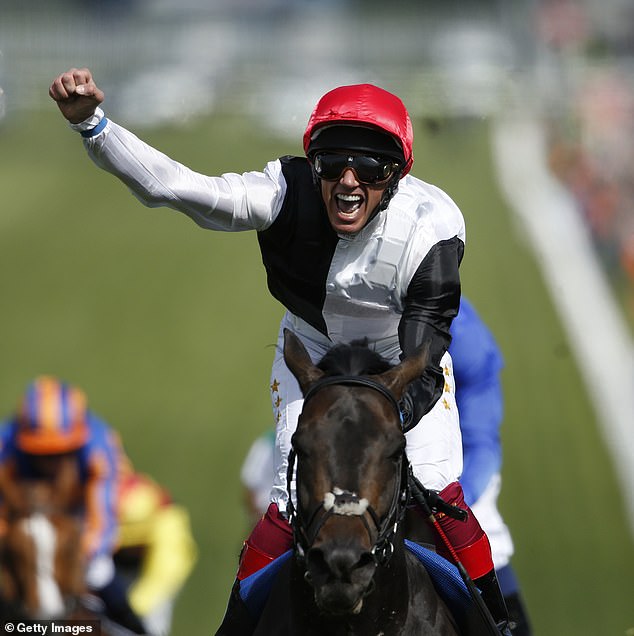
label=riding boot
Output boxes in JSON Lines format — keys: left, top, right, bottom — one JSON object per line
{"left": 431, "top": 482, "right": 495, "bottom": 577}
{"left": 473, "top": 568, "right": 511, "bottom": 635}
{"left": 430, "top": 482, "right": 511, "bottom": 632}
{"left": 497, "top": 563, "right": 532, "bottom": 635}
{"left": 503, "top": 591, "right": 532, "bottom": 635}
{"left": 236, "top": 502, "right": 293, "bottom": 581}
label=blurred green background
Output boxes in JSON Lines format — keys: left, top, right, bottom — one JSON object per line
{"left": 1, "top": 1, "right": 634, "bottom": 634}
{"left": 1, "top": 109, "right": 632, "bottom": 634}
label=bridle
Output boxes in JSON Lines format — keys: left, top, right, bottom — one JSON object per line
{"left": 286, "top": 375, "right": 410, "bottom": 567}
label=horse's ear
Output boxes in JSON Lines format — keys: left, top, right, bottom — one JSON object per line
{"left": 376, "top": 340, "right": 431, "bottom": 399}
{"left": 283, "top": 328, "right": 324, "bottom": 394}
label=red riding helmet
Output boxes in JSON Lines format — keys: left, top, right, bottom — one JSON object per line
{"left": 16, "top": 376, "right": 89, "bottom": 455}
{"left": 303, "top": 84, "right": 414, "bottom": 176}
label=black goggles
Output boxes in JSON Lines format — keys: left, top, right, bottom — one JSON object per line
{"left": 312, "top": 153, "right": 401, "bottom": 185}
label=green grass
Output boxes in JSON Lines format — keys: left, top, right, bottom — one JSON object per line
{"left": 1, "top": 110, "right": 632, "bottom": 635}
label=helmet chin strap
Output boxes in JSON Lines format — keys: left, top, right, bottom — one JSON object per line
{"left": 361, "top": 170, "right": 403, "bottom": 230}
{"left": 377, "top": 171, "right": 402, "bottom": 213}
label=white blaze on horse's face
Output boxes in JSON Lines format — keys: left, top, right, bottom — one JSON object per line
{"left": 22, "top": 513, "right": 65, "bottom": 619}
{"left": 323, "top": 487, "right": 369, "bottom": 516}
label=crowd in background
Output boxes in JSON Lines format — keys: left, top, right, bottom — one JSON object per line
{"left": 536, "top": 0, "right": 634, "bottom": 322}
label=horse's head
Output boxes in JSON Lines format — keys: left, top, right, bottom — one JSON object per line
{"left": 0, "top": 460, "right": 84, "bottom": 620}
{"left": 283, "top": 329, "right": 429, "bottom": 616}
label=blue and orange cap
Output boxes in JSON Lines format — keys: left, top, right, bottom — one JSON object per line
{"left": 16, "top": 376, "right": 89, "bottom": 455}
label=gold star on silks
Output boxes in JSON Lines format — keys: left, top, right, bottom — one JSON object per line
{"left": 444, "top": 381, "right": 451, "bottom": 393}
{"left": 274, "top": 396, "right": 282, "bottom": 408}
{"left": 442, "top": 398, "right": 451, "bottom": 410}
{"left": 443, "top": 365, "right": 451, "bottom": 376}
{"left": 270, "top": 379, "right": 280, "bottom": 393}
{"left": 275, "top": 411, "right": 281, "bottom": 423}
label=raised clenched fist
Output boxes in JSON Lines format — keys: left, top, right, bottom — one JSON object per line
{"left": 49, "top": 67, "right": 105, "bottom": 124}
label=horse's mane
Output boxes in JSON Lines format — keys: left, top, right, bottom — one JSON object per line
{"left": 317, "top": 339, "right": 393, "bottom": 376}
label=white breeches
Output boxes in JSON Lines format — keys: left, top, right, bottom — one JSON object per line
{"left": 470, "top": 473, "right": 515, "bottom": 569}
{"left": 268, "top": 313, "right": 463, "bottom": 514}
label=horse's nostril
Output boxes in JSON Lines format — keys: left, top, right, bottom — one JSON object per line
{"left": 306, "top": 547, "right": 327, "bottom": 572}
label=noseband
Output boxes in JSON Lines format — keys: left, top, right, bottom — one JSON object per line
{"left": 286, "top": 375, "right": 410, "bottom": 566}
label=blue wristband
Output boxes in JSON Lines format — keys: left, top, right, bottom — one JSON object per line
{"left": 81, "top": 117, "right": 108, "bottom": 138}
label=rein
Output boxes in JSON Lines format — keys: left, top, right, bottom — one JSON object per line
{"left": 287, "top": 375, "right": 409, "bottom": 567}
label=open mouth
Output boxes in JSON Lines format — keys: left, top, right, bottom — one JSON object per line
{"left": 335, "top": 193, "right": 363, "bottom": 216}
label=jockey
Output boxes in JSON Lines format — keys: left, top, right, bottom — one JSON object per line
{"left": 0, "top": 376, "right": 146, "bottom": 634}
{"left": 450, "top": 299, "right": 531, "bottom": 634}
{"left": 240, "top": 297, "right": 532, "bottom": 634}
{"left": 49, "top": 69, "right": 509, "bottom": 631}
{"left": 115, "top": 471, "right": 198, "bottom": 636}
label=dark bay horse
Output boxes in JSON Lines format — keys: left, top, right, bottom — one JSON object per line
{"left": 252, "top": 329, "right": 460, "bottom": 636}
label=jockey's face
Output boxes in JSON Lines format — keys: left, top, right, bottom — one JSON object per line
{"left": 28, "top": 453, "right": 76, "bottom": 480}
{"left": 319, "top": 158, "right": 389, "bottom": 235}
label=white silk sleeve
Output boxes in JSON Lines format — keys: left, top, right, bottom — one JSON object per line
{"left": 81, "top": 117, "right": 286, "bottom": 232}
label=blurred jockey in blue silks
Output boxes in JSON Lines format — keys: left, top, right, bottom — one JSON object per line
{"left": 242, "top": 298, "right": 532, "bottom": 635}
{"left": 448, "top": 298, "right": 531, "bottom": 634}
{"left": 0, "top": 376, "right": 146, "bottom": 634}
